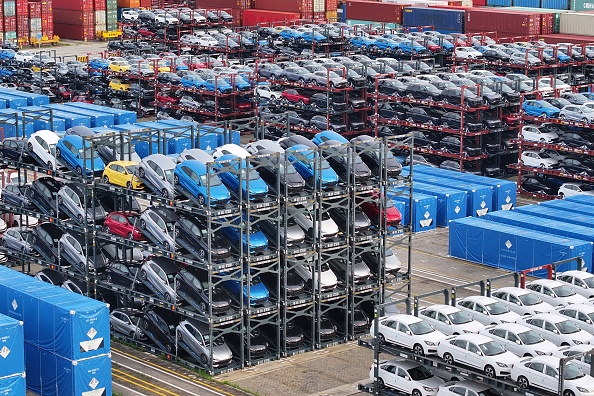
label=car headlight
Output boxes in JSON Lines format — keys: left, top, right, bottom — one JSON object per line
{"left": 500, "top": 320, "right": 510, "bottom": 324}
{"left": 463, "top": 330, "right": 474, "bottom": 333}
{"left": 423, "top": 386, "right": 437, "bottom": 392}
{"left": 576, "top": 387, "right": 591, "bottom": 393}
{"left": 424, "top": 341, "right": 435, "bottom": 346}
{"left": 535, "top": 351, "right": 546, "bottom": 355}
{"left": 496, "top": 362, "right": 508, "bottom": 367}
{"left": 573, "top": 340, "right": 584, "bottom": 345}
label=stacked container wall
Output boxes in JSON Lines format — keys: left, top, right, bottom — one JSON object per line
{"left": 16, "top": 0, "right": 27, "bottom": 16}
{"left": 486, "top": 0, "right": 513, "bottom": 6}
{"left": 565, "top": 195, "right": 594, "bottom": 205}
{"left": 314, "top": 0, "right": 325, "bottom": 11}
{"left": 41, "top": 0, "right": 53, "bottom": 39}
{"left": 95, "top": 0, "right": 107, "bottom": 9}
{"left": 118, "top": 0, "right": 140, "bottom": 6}
{"left": 345, "top": 0, "right": 408, "bottom": 23}
{"left": 3, "top": 1, "right": 15, "bottom": 17}
{"left": 560, "top": 12, "right": 594, "bottom": 35}
{"left": 326, "top": 0, "right": 338, "bottom": 11}
{"left": 513, "top": 0, "right": 541, "bottom": 6}
{"left": 64, "top": 102, "right": 137, "bottom": 124}
{"left": 411, "top": 182, "right": 468, "bottom": 227}
{"left": 17, "top": 15, "right": 28, "bottom": 41}
{"left": 0, "top": 314, "right": 25, "bottom": 379}
{"left": 242, "top": 9, "right": 301, "bottom": 26}
{"left": 402, "top": 6, "right": 464, "bottom": 32}
{"left": 52, "top": 0, "right": 93, "bottom": 9}
{"left": 542, "top": 0, "right": 569, "bottom": 7}
{"left": 106, "top": 0, "right": 118, "bottom": 31}
{"left": 140, "top": 0, "right": 151, "bottom": 7}
{"left": 571, "top": 0, "right": 594, "bottom": 10}
{"left": 515, "top": 205, "right": 594, "bottom": 228}
{"left": 465, "top": 8, "right": 541, "bottom": 36}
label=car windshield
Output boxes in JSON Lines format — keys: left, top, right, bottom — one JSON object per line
{"left": 199, "top": 174, "right": 223, "bottom": 186}
{"left": 557, "top": 319, "right": 581, "bottom": 334}
{"left": 479, "top": 340, "right": 506, "bottom": 356}
{"left": 448, "top": 311, "right": 473, "bottom": 324}
{"left": 165, "top": 221, "right": 175, "bottom": 233}
{"left": 539, "top": 101, "right": 555, "bottom": 108}
{"left": 48, "top": 144, "right": 56, "bottom": 156}
{"left": 485, "top": 302, "right": 509, "bottom": 315}
{"left": 518, "top": 330, "right": 544, "bottom": 345}
{"left": 517, "top": 292, "right": 543, "bottom": 306}
{"left": 407, "top": 365, "right": 434, "bottom": 381}
{"left": 408, "top": 321, "right": 434, "bottom": 335}
{"left": 565, "top": 363, "right": 586, "bottom": 380}
{"left": 478, "top": 388, "right": 503, "bottom": 396}
{"left": 579, "top": 184, "right": 593, "bottom": 191}
{"left": 583, "top": 277, "right": 594, "bottom": 288}
{"left": 553, "top": 285, "right": 576, "bottom": 297}
{"left": 124, "top": 165, "right": 138, "bottom": 174}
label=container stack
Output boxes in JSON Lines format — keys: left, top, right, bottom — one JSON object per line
{"left": 4, "top": 2, "right": 15, "bottom": 42}
{"left": 28, "top": 1, "right": 41, "bottom": 42}
{"left": 0, "top": 266, "right": 112, "bottom": 395}
{"left": 253, "top": 0, "right": 314, "bottom": 19}
{"left": 106, "top": 0, "right": 118, "bottom": 32}
{"left": 95, "top": 0, "right": 106, "bottom": 32}
{"left": 403, "top": 6, "right": 465, "bottom": 33}
{"left": 16, "top": 0, "right": 27, "bottom": 43}
{"left": 53, "top": 0, "right": 95, "bottom": 40}
{"left": 41, "top": 0, "right": 53, "bottom": 39}
{"left": 0, "top": 314, "right": 25, "bottom": 396}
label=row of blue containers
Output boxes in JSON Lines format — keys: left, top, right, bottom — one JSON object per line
{"left": 486, "top": 0, "right": 569, "bottom": 8}
{"left": 387, "top": 189, "right": 438, "bottom": 233}
{"left": 0, "top": 313, "right": 26, "bottom": 396}
{"left": 402, "top": 7, "right": 465, "bottom": 34}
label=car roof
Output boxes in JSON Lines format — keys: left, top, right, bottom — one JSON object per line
{"left": 451, "top": 333, "right": 493, "bottom": 343}
{"left": 443, "top": 380, "right": 495, "bottom": 391}
{"left": 528, "top": 279, "right": 567, "bottom": 287}
{"left": 148, "top": 206, "right": 178, "bottom": 221}
{"left": 422, "top": 304, "right": 462, "bottom": 314}
{"left": 179, "top": 160, "right": 208, "bottom": 173}
{"left": 525, "top": 355, "right": 563, "bottom": 365}
{"left": 108, "top": 160, "right": 139, "bottom": 167}
{"left": 37, "top": 222, "right": 63, "bottom": 237}
{"left": 494, "top": 286, "right": 532, "bottom": 295}
{"left": 146, "top": 256, "right": 179, "bottom": 273}
{"left": 384, "top": 314, "right": 422, "bottom": 324}
{"left": 460, "top": 295, "right": 498, "bottom": 304}
{"left": 380, "top": 359, "right": 424, "bottom": 370}
{"left": 560, "top": 303, "right": 594, "bottom": 313}
{"left": 528, "top": 313, "right": 567, "bottom": 322}
{"left": 36, "top": 268, "right": 65, "bottom": 284}
{"left": 560, "top": 270, "right": 594, "bottom": 279}
{"left": 64, "top": 183, "right": 87, "bottom": 197}
{"left": 488, "top": 322, "right": 532, "bottom": 333}
{"left": 32, "top": 129, "right": 59, "bottom": 143}
{"left": 144, "top": 154, "right": 176, "bottom": 168}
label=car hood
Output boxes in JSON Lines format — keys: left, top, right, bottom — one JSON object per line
{"left": 244, "top": 230, "right": 268, "bottom": 249}
{"left": 416, "top": 375, "right": 445, "bottom": 390}
{"left": 320, "top": 269, "right": 338, "bottom": 287}
{"left": 354, "top": 212, "right": 371, "bottom": 229}
{"left": 321, "top": 217, "right": 339, "bottom": 236}
{"left": 284, "top": 171, "right": 306, "bottom": 188}
{"left": 212, "top": 342, "right": 233, "bottom": 362}
{"left": 210, "top": 184, "right": 231, "bottom": 202}
{"left": 245, "top": 281, "right": 269, "bottom": 301}
{"left": 282, "top": 224, "right": 306, "bottom": 242}
{"left": 385, "top": 254, "right": 402, "bottom": 272}
{"left": 559, "top": 294, "right": 589, "bottom": 305}
{"left": 353, "top": 261, "right": 371, "bottom": 279}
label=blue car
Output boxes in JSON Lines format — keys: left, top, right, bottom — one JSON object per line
{"left": 350, "top": 35, "right": 377, "bottom": 49}
{"left": 88, "top": 57, "right": 110, "bottom": 70}
{"left": 215, "top": 154, "right": 269, "bottom": 200}
{"left": 221, "top": 214, "right": 269, "bottom": 254}
{"left": 279, "top": 28, "right": 301, "bottom": 41}
{"left": 0, "top": 49, "right": 15, "bottom": 61}
{"left": 56, "top": 135, "right": 105, "bottom": 175}
{"left": 312, "top": 130, "right": 348, "bottom": 146}
{"left": 286, "top": 144, "right": 339, "bottom": 189}
{"left": 0, "top": 67, "right": 16, "bottom": 77}
{"left": 296, "top": 29, "right": 327, "bottom": 43}
{"left": 173, "top": 160, "right": 230, "bottom": 206}
{"left": 381, "top": 34, "right": 426, "bottom": 54}
{"left": 373, "top": 37, "right": 401, "bottom": 51}
{"left": 522, "top": 100, "right": 561, "bottom": 118}
{"left": 222, "top": 269, "right": 269, "bottom": 306}
{"left": 180, "top": 74, "right": 206, "bottom": 89}
{"left": 223, "top": 74, "right": 251, "bottom": 91}
{"left": 203, "top": 76, "right": 233, "bottom": 93}
{"left": 582, "top": 92, "right": 594, "bottom": 101}
{"left": 543, "top": 48, "right": 571, "bottom": 63}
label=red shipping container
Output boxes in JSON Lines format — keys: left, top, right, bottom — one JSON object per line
{"left": 4, "top": 16, "right": 16, "bottom": 32}
{"left": 344, "top": 0, "right": 408, "bottom": 24}
{"left": 253, "top": 0, "right": 313, "bottom": 14}
{"left": 17, "top": 15, "right": 28, "bottom": 38}
{"left": 465, "top": 9, "right": 540, "bottom": 36}
{"left": 94, "top": 0, "right": 107, "bottom": 10}
{"left": 41, "top": 0, "right": 53, "bottom": 14}
{"left": 53, "top": 23, "right": 94, "bottom": 40}
{"left": 242, "top": 9, "right": 300, "bottom": 26}
{"left": 140, "top": 0, "right": 151, "bottom": 6}
{"left": 51, "top": 0, "right": 93, "bottom": 11}
{"left": 193, "top": 0, "right": 242, "bottom": 8}
{"left": 53, "top": 9, "right": 94, "bottom": 25}
{"left": 29, "top": 3, "right": 42, "bottom": 18}
{"left": 326, "top": 0, "right": 338, "bottom": 11}
{"left": 16, "top": 0, "right": 27, "bottom": 15}
{"left": 238, "top": 0, "right": 252, "bottom": 9}
{"left": 472, "top": 0, "right": 487, "bottom": 5}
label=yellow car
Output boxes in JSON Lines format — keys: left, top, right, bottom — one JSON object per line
{"left": 31, "top": 65, "right": 49, "bottom": 72}
{"left": 108, "top": 78, "right": 130, "bottom": 91}
{"left": 102, "top": 161, "right": 144, "bottom": 189}
{"left": 108, "top": 60, "right": 131, "bottom": 73}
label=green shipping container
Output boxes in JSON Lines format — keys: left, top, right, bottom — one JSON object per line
{"left": 499, "top": 6, "right": 572, "bottom": 32}
{"left": 571, "top": 0, "right": 594, "bottom": 10}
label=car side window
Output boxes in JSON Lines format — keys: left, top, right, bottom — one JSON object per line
{"left": 542, "top": 287, "right": 555, "bottom": 297}
{"left": 528, "top": 362, "right": 545, "bottom": 372}
{"left": 492, "top": 328, "right": 506, "bottom": 338}
{"left": 397, "top": 323, "right": 409, "bottom": 334}
{"left": 575, "top": 278, "right": 585, "bottom": 288}
{"left": 578, "top": 312, "right": 590, "bottom": 323}
{"left": 561, "top": 309, "right": 576, "bottom": 318}
{"left": 396, "top": 367, "right": 407, "bottom": 378}
{"left": 474, "top": 303, "right": 486, "bottom": 314}
{"left": 544, "top": 321, "right": 556, "bottom": 332}
{"left": 544, "top": 365, "right": 558, "bottom": 378}
{"left": 507, "top": 331, "right": 520, "bottom": 343}
{"left": 450, "top": 387, "right": 466, "bottom": 396}
{"left": 467, "top": 342, "right": 480, "bottom": 354}
{"left": 452, "top": 339, "right": 467, "bottom": 349}
{"left": 437, "top": 313, "right": 448, "bottom": 323}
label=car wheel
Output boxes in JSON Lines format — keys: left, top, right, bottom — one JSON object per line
{"left": 517, "top": 375, "right": 529, "bottom": 389}
{"left": 164, "top": 241, "right": 171, "bottom": 251}
{"left": 164, "top": 293, "right": 172, "bottom": 303}
{"left": 57, "top": 195, "right": 63, "bottom": 205}
{"left": 138, "top": 167, "right": 145, "bottom": 178}
{"left": 199, "top": 249, "right": 206, "bottom": 259}
{"left": 564, "top": 390, "right": 575, "bottom": 396}
{"left": 200, "top": 353, "right": 208, "bottom": 364}
{"left": 27, "top": 142, "right": 33, "bottom": 152}
{"left": 126, "top": 182, "right": 132, "bottom": 189}
{"left": 161, "top": 188, "right": 169, "bottom": 198}
{"left": 140, "top": 220, "right": 146, "bottom": 229}
{"left": 583, "top": 118, "right": 589, "bottom": 123}
{"left": 443, "top": 352, "right": 454, "bottom": 366}
{"left": 165, "top": 343, "right": 173, "bottom": 353}
{"left": 103, "top": 225, "right": 110, "bottom": 234}
{"left": 412, "top": 343, "right": 424, "bottom": 356}
{"left": 56, "top": 148, "right": 61, "bottom": 158}
{"left": 484, "top": 365, "right": 496, "bottom": 378}
{"left": 141, "top": 270, "right": 147, "bottom": 280}
{"left": 75, "top": 166, "right": 82, "bottom": 175}
{"left": 47, "top": 161, "right": 53, "bottom": 170}
{"left": 561, "top": 342, "right": 570, "bottom": 346}
{"left": 411, "top": 390, "right": 422, "bottom": 396}
{"left": 198, "top": 195, "right": 205, "bottom": 206}
{"left": 106, "top": 275, "right": 112, "bottom": 283}
{"left": 127, "top": 232, "right": 133, "bottom": 240}
{"left": 523, "top": 353, "right": 532, "bottom": 357}
{"left": 129, "top": 331, "right": 136, "bottom": 338}
{"left": 199, "top": 301, "right": 207, "bottom": 312}
{"left": 77, "top": 214, "right": 83, "bottom": 223}
{"left": 541, "top": 112, "right": 548, "bottom": 117}
{"left": 377, "top": 378, "right": 385, "bottom": 390}
{"left": 377, "top": 333, "right": 385, "bottom": 345}
{"left": 173, "top": 174, "right": 179, "bottom": 185}
{"left": 103, "top": 176, "right": 109, "bottom": 184}
{"left": 560, "top": 114, "right": 567, "bottom": 120}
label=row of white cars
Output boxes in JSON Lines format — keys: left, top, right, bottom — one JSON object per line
{"left": 369, "top": 270, "right": 594, "bottom": 396}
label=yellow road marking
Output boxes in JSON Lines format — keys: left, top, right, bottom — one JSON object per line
{"left": 112, "top": 372, "right": 170, "bottom": 396}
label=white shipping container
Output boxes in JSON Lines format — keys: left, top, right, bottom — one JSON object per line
{"left": 95, "top": 23, "right": 107, "bottom": 33}
{"left": 314, "top": 0, "right": 325, "bottom": 12}
{"left": 95, "top": 10, "right": 106, "bottom": 25}
{"left": 29, "top": 18, "right": 42, "bottom": 31}
{"left": 29, "top": 29, "right": 41, "bottom": 40}
{"left": 560, "top": 12, "right": 594, "bottom": 35}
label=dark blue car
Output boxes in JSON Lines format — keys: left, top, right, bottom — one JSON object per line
{"left": 522, "top": 100, "right": 561, "bottom": 118}
{"left": 215, "top": 154, "right": 268, "bottom": 200}
{"left": 173, "top": 160, "right": 230, "bottom": 206}
{"left": 286, "top": 144, "right": 339, "bottom": 189}
{"left": 222, "top": 269, "right": 270, "bottom": 306}
{"left": 220, "top": 214, "right": 269, "bottom": 254}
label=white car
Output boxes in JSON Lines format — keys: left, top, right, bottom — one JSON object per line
{"left": 196, "top": 35, "right": 219, "bottom": 48}
{"left": 539, "top": 77, "right": 572, "bottom": 92}
{"left": 558, "top": 182, "right": 594, "bottom": 198}
{"left": 511, "top": 355, "right": 594, "bottom": 395}
{"left": 540, "top": 148, "right": 566, "bottom": 162}
{"left": 453, "top": 47, "right": 483, "bottom": 59}
{"left": 155, "top": 12, "right": 179, "bottom": 25}
{"left": 479, "top": 323, "right": 557, "bottom": 357}
{"left": 491, "top": 286, "right": 555, "bottom": 315}
{"left": 291, "top": 255, "right": 337, "bottom": 293}
{"left": 557, "top": 271, "right": 594, "bottom": 298}
{"left": 176, "top": 149, "right": 214, "bottom": 164}
{"left": 212, "top": 143, "right": 250, "bottom": 160}
{"left": 557, "top": 304, "right": 594, "bottom": 334}
{"left": 436, "top": 380, "right": 503, "bottom": 396}
{"left": 27, "top": 130, "right": 60, "bottom": 170}
{"left": 521, "top": 150, "right": 558, "bottom": 169}
{"left": 456, "top": 295, "right": 522, "bottom": 325}
{"left": 525, "top": 279, "right": 589, "bottom": 307}
{"left": 254, "top": 84, "right": 284, "bottom": 101}
{"left": 121, "top": 10, "right": 139, "bottom": 21}
{"left": 521, "top": 313, "right": 594, "bottom": 346}
{"left": 370, "top": 359, "right": 444, "bottom": 396}
{"left": 288, "top": 204, "right": 339, "bottom": 240}
{"left": 418, "top": 304, "right": 483, "bottom": 335}
{"left": 521, "top": 125, "right": 559, "bottom": 143}
{"left": 244, "top": 139, "right": 285, "bottom": 155}
{"left": 436, "top": 333, "right": 519, "bottom": 378}
{"left": 552, "top": 345, "right": 594, "bottom": 373}
{"left": 14, "top": 51, "right": 35, "bottom": 63}
{"left": 371, "top": 314, "right": 446, "bottom": 356}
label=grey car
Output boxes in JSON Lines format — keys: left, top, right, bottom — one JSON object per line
{"left": 57, "top": 183, "right": 106, "bottom": 224}
{"left": 140, "top": 256, "right": 179, "bottom": 303}
{"left": 279, "top": 66, "right": 313, "bottom": 83}
{"left": 139, "top": 207, "right": 178, "bottom": 252}
{"left": 176, "top": 318, "right": 233, "bottom": 367}
{"left": 308, "top": 70, "right": 348, "bottom": 88}
{"left": 100, "top": 243, "right": 144, "bottom": 264}
{"left": 2, "top": 226, "right": 36, "bottom": 255}
{"left": 59, "top": 231, "right": 107, "bottom": 274}
{"left": 138, "top": 154, "right": 177, "bottom": 199}
{"left": 110, "top": 308, "right": 146, "bottom": 340}
{"left": 560, "top": 105, "right": 594, "bottom": 123}
{"left": 176, "top": 148, "right": 214, "bottom": 163}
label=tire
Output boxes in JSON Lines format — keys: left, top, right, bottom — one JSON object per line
{"left": 164, "top": 293, "right": 172, "bottom": 303}
{"left": 199, "top": 249, "right": 206, "bottom": 259}
{"left": 138, "top": 167, "right": 145, "bottom": 178}
{"left": 140, "top": 220, "right": 146, "bottom": 229}
{"left": 561, "top": 342, "right": 570, "bottom": 346}
{"left": 377, "top": 378, "right": 385, "bottom": 390}
{"left": 198, "top": 195, "right": 205, "bottom": 206}
{"left": 126, "top": 182, "right": 132, "bottom": 189}
{"left": 377, "top": 333, "right": 385, "bottom": 345}
{"left": 103, "top": 225, "right": 110, "bottom": 234}
{"left": 103, "top": 176, "right": 109, "bottom": 184}
{"left": 47, "top": 161, "right": 52, "bottom": 170}
{"left": 127, "top": 233, "right": 133, "bottom": 240}
{"left": 141, "top": 269, "right": 147, "bottom": 280}
{"left": 541, "top": 112, "right": 547, "bottom": 117}
{"left": 484, "top": 365, "right": 496, "bottom": 378}
{"left": 75, "top": 166, "right": 82, "bottom": 175}
{"left": 583, "top": 118, "right": 589, "bottom": 124}
{"left": 164, "top": 242, "right": 171, "bottom": 251}
{"left": 165, "top": 343, "right": 173, "bottom": 353}
{"left": 57, "top": 195, "right": 63, "bottom": 205}
{"left": 564, "top": 390, "right": 575, "bottom": 396}
{"left": 443, "top": 353, "right": 454, "bottom": 366}
{"left": 517, "top": 375, "right": 529, "bottom": 389}
{"left": 560, "top": 114, "right": 567, "bottom": 120}
{"left": 173, "top": 174, "right": 179, "bottom": 185}
{"left": 413, "top": 343, "right": 424, "bottom": 356}
{"left": 77, "top": 214, "right": 83, "bottom": 223}
{"left": 200, "top": 354, "right": 208, "bottom": 364}
{"left": 56, "top": 148, "right": 61, "bottom": 158}
{"left": 28, "top": 143, "right": 33, "bottom": 153}
{"left": 106, "top": 275, "right": 112, "bottom": 283}
{"left": 411, "top": 390, "right": 422, "bottom": 396}
{"left": 199, "top": 301, "right": 207, "bottom": 312}
{"left": 129, "top": 331, "right": 136, "bottom": 338}
{"left": 161, "top": 188, "right": 168, "bottom": 198}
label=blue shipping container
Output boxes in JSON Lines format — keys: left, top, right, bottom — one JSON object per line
{"left": 0, "top": 94, "right": 27, "bottom": 110}
{"left": 402, "top": 7, "right": 465, "bottom": 33}
{"left": 413, "top": 182, "right": 468, "bottom": 226}
{"left": 0, "top": 89, "right": 49, "bottom": 106}
{"left": 0, "top": 314, "right": 24, "bottom": 378}
{"left": 485, "top": 210, "right": 594, "bottom": 268}
{"left": 42, "top": 104, "right": 114, "bottom": 128}
{"left": 538, "top": 200, "right": 594, "bottom": 217}
{"left": 516, "top": 204, "right": 594, "bottom": 229}
{"left": 566, "top": 195, "right": 594, "bottom": 205}
{"left": 64, "top": 102, "right": 137, "bottom": 125}
{"left": 542, "top": 0, "right": 569, "bottom": 8}
{"left": 487, "top": 0, "right": 513, "bottom": 5}
{"left": 513, "top": 0, "right": 541, "bottom": 7}
{"left": 47, "top": 110, "right": 90, "bottom": 129}
{"left": 0, "top": 374, "right": 25, "bottom": 396}
{"left": 412, "top": 165, "right": 516, "bottom": 211}
{"left": 449, "top": 217, "right": 591, "bottom": 273}
{"left": 387, "top": 190, "right": 437, "bottom": 233}
{"left": 25, "top": 345, "right": 112, "bottom": 396}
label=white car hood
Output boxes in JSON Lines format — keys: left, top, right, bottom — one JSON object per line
{"left": 558, "top": 294, "right": 589, "bottom": 305}
{"left": 567, "top": 328, "right": 594, "bottom": 344}
{"left": 490, "top": 350, "right": 521, "bottom": 367}
{"left": 492, "top": 310, "right": 522, "bottom": 323}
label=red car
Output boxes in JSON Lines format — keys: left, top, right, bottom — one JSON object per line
{"left": 103, "top": 211, "right": 145, "bottom": 241}
{"left": 137, "top": 27, "right": 156, "bottom": 38}
{"left": 281, "top": 89, "right": 310, "bottom": 104}
{"left": 71, "top": 95, "right": 94, "bottom": 104}
{"left": 359, "top": 194, "right": 402, "bottom": 226}
{"left": 155, "top": 92, "right": 179, "bottom": 105}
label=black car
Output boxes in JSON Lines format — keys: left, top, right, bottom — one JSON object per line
{"left": 440, "top": 112, "right": 482, "bottom": 131}
{"left": 175, "top": 267, "right": 232, "bottom": 314}
{"left": 521, "top": 177, "right": 559, "bottom": 195}
{"left": 174, "top": 215, "right": 231, "bottom": 261}
{"left": 296, "top": 315, "right": 338, "bottom": 342}
{"left": 129, "top": 83, "right": 154, "bottom": 99}
{"left": 440, "top": 136, "right": 483, "bottom": 157}
{"left": 440, "top": 87, "right": 483, "bottom": 107}
{"left": 464, "top": 85, "right": 503, "bottom": 106}
{"left": 226, "top": 329, "right": 269, "bottom": 358}
{"left": 544, "top": 97, "right": 572, "bottom": 110}
{"left": 440, "top": 160, "right": 482, "bottom": 175}
{"left": 406, "top": 107, "right": 441, "bottom": 125}
{"left": 403, "top": 83, "right": 442, "bottom": 101}
{"left": 26, "top": 177, "right": 63, "bottom": 217}
{"left": 259, "top": 322, "right": 304, "bottom": 350}
{"left": 411, "top": 130, "right": 440, "bottom": 149}
{"left": 328, "top": 206, "right": 371, "bottom": 234}
{"left": 142, "top": 306, "right": 181, "bottom": 353}
{"left": 377, "top": 102, "right": 406, "bottom": 120}
{"left": 309, "top": 93, "right": 348, "bottom": 112}
{"left": 157, "top": 72, "right": 181, "bottom": 85}
{"left": 481, "top": 48, "right": 511, "bottom": 62}
{"left": 0, "top": 183, "right": 34, "bottom": 209}
{"left": 351, "top": 135, "right": 402, "bottom": 177}
{"left": 377, "top": 79, "right": 406, "bottom": 96}
{"left": 328, "top": 308, "right": 370, "bottom": 333}
{"left": 554, "top": 157, "right": 594, "bottom": 175}
{"left": 251, "top": 150, "right": 306, "bottom": 194}
{"left": 260, "top": 268, "right": 305, "bottom": 298}
{"left": 105, "top": 261, "right": 149, "bottom": 293}
{"left": 0, "top": 138, "right": 33, "bottom": 163}
{"left": 97, "top": 191, "right": 142, "bottom": 212}
{"left": 558, "top": 132, "right": 594, "bottom": 149}
{"left": 319, "top": 141, "right": 372, "bottom": 182}
{"left": 257, "top": 27, "right": 280, "bottom": 38}
{"left": 100, "top": 243, "right": 143, "bottom": 264}
{"left": 310, "top": 115, "right": 347, "bottom": 133}
{"left": 30, "top": 222, "right": 63, "bottom": 262}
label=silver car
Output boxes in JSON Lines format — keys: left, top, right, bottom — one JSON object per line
{"left": 139, "top": 207, "right": 178, "bottom": 252}
{"left": 59, "top": 231, "right": 107, "bottom": 274}
{"left": 288, "top": 203, "right": 339, "bottom": 240}
{"left": 57, "top": 183, "right": 106, "bottom": 224}
{"left": 140, "top": 256, "right": 179, "bottom": 303}
{"left": 2, "top": 226, "right": 35, "bottom": 254}
{"left": 176, "top": 318, "right": 233, "bottom": 367}
{"left": 176, "top": 148, "right": 214, "bottom": 163}
{"left": 34, "top": 268, "right": 65, "bottom": 286}
{"left": 308, "top": 70, "right": 348, "bottom": 88}
{"left": 138, "top": 154, "right": 177, "bottom": 198}
{"left": 560, "top": 104, "right": 594, "bottom": 123}
{"left": 110, "top": 308, "right": 146, "bottom": 340}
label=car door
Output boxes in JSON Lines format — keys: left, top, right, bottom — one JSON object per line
{"left": 505, "top": 330, "right": 524, "bottom": 356}
{"left": 381, "top": 320, "right": 399, "bottom": 344}
{"left": 112, "top": 164, "right": 126, "bottom": 186}
{"left": 64, "top": 188, "right": 80, "bottom": 217}
{"left": 490, "top": 328, "right": 510, "bottom": 353}
{"left": 543, "top": 319, "right": 561, "bottom": 345}
{"left": 541, "top": 363, "right": 558, "bottom": 392}
{"left": 464, "top": 340, "right": 483, "bottom": 370}
{"left": 112, "top": 214, "right": 128, "bottom": 236}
